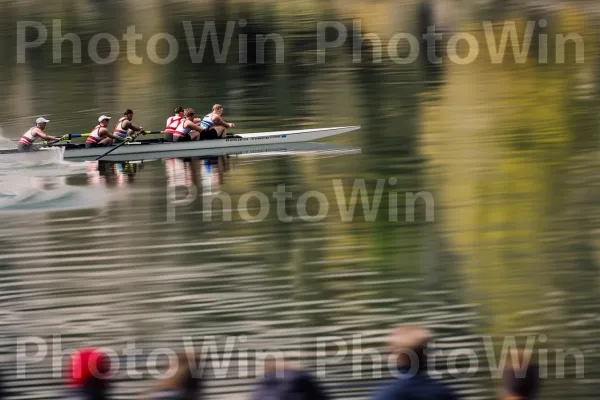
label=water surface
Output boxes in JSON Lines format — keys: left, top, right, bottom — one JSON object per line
{"left": 0, "top": 1, "right": 599, "bottom": 399}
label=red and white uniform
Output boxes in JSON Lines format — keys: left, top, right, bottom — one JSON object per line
{"left": 18, "top": 127, "right": 41, "bottom": 146}
{"left": 174, "top": 119, "right": 192, "bottom": 138}
{"left": 86, "top": 125, "right": 104, "bottom": 144}
{"left": 113, "top": 117, "right": 129, "bottom": 136}
{"left": 165, "top": 115, "right": 183, "bottom": 134}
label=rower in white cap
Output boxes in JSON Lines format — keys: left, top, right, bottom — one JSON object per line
{"left": 86, "top": 115, "right": 131, "bottom": 148}
{"left": 17, "top": 117, "right": 61, "bottom": 152}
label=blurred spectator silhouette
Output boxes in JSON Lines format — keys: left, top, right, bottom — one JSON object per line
{"left": 0, "top": 366, "right": 5, "bottom": 399}
{"left": 250, "top": 358, "right": 329, "bottom": 400}
{"left": 372, "top": 325, "right": 458, "bottom": 400}
{"left": 65, "top": 348, "right": 112, "bottom": 400}
{"left": 149, "top": 352, "right": 203, "bottom": 400}
{"left": 501, "top": 351, "right": 540, "bottom": 400}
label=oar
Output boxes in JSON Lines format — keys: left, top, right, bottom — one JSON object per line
{"left": 94, "top": 131, "right": 144, "bottom": 161}
{"left": 11, "top": 130, "right": 164, "bottom": 142}
{"left": 68, "top": 130, "right": 164, "bottom": 139}
{"left": 41, "top": 139, "right": 63, "bottom": 148}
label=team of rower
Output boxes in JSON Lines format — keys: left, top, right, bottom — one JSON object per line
{"left": 17, "top": 105, "right": 236, "bottom": 152}
{"left": 164, "top": 104, "right": 235, "bottom": 142}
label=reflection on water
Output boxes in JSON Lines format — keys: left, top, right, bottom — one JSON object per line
{"left": 165, "top": 156, "right": 231, "bottom": 197}
{"left": 85, "top": 160, "right": 145, "bottom": 188}
{"left": 0, "top": 0, "right": 599, "bottom": 399}
{"left": 164, "top": 155, "right": 230, "bottom": 214}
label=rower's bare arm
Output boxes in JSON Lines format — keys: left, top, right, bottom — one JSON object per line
{"left": 130, "top": 123, "right": 143, "bottom": 132}
{"left": 122, "top": 121, "right": 141, "bottom": 132}
{"left": 105, "top": 130, "right": 125, "bottom": 141}
{"left": 189, "top": 122, "right": 204, "bottom": 132}
{"left": 35, "top": 129, "right": 58, "bottom": 141}
{"left": 214, "top": 116, "right": 235, "bottom": 128}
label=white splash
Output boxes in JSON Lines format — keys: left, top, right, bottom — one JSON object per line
{"left": 0, "top": 144, "right": 108, "bottom": 213}
{"left": 0, "top": 126, "right": 17, "bottom": 150}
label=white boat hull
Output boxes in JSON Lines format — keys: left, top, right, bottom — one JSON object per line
{"left": 59, "top": 126, "right": 360, "bottom": 161}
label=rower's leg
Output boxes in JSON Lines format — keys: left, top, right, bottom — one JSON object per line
{"left": 17, "top": 143, "right": 31, "bottom": 152}
{"left": 189, "top": 130, "right": 200, "bottom": 141}
{"left": 213, "top": 126, "right": 227, "bottom": 137}
{"left": 99, "top": 138, "right": 113, "bottom": 146}
{"left": 209, "top": 126, "right": 227, "bottom": 138}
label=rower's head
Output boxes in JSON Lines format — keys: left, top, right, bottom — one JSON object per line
{"left": 212, "top": 104, "right": 223, "bottom": 115}
{"left": 501, "top": 350, "right": 540, "bottom": 400}
{"left": 175, "top": 106, "right": 184, "bottom": 117}
{"left": 123, "top": 109, "right": 134, "bottom": 121}
{"left": 66, "top": 348, "right": 112, "bottom": 394}
{"left": 184, "top": 108, "right": 196, "bottom": 120}
{"left": 36, "top": 117, "right": 50, "bottom": 130}
{"left": 98, "top": 115, "right": 111, "bottom": 127}
{"left": 387, "top": 325, "right": 431, "bottom": 372}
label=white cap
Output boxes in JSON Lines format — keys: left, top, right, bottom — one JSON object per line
{"left": 98, "top": 115, "right": 111, "bottom": 122}
{"left": 36, "top": 117, "right": 50, "bottom": 124}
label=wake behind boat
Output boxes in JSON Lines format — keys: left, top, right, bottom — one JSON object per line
{"left": 2, "top": 126, "right": 360, "bottom": 161}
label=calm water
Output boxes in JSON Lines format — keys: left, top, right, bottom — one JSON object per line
{"left": 0, "top": 1, "right": 599, "bottom": 399}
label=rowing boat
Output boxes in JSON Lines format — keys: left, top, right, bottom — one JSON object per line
{"left": 3, "top": 126, "right": 360, "bottom": 161}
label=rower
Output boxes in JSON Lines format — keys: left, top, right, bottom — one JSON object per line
{"left": 200, "top": 104, "right": 235, "bottom": 140}
{"left": 173, "top": 108, "right": 204, "bottom": 142}
{"left": 18, "top": 117, "right": 61, "bottom": 152}
{"left": 113, "top": 109, "right": 144, "bottom": 138}
{"left": 164, "top": 106, "right": 185, "bottom": 142}
{"left": 86, "top": 115, "right": 130, "bottom": 148}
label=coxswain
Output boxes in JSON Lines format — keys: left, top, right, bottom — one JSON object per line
{"left": 173, "top": 108, "right": 204, "bottom": 142}
{"left": 200, "top": 104, "right": 235, "bottom": 140}
{"left": 18, "top": 117, "right": 61, "bottom": 152}
{"left": 113, "top": 109, "right": 144, "bottom": 138}
{"left": 164, "top": 106, "right": 185, "bottom": 142}
{"left": 86, "top": 115, "right": 130, "bottom": 148}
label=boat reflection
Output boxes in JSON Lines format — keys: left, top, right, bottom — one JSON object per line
{"left": 162, "top": 143, "right": 362, "bottom": 196}
{"left": 164, "top": 156, "right": 231, "bottom": 196}
{"left": 85, "top": 160, "right": 144, "bottom": 187}
{"left": 84, "top": 143, "right": 362, "bottom": 193}
{"left": 161, "top": 143, "right": 362, "bottom": 221}
{"left": 97, "top": 141, "right": 362, "bottom": 163}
